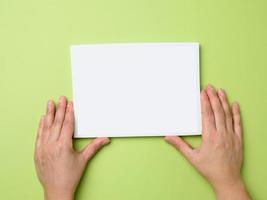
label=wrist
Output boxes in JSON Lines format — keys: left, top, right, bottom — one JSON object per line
{"left": 211, "top": 178, "right": 250, "bottom": 200}
{"left": 44, "top": 190, "right": 74, "bottom": 200}
{"left": 212, "top": 176, "right": 243, "bottom": 192}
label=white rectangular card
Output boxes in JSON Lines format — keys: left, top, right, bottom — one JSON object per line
{"left": 71, "top": 43, "right": 201, "bottom": 138}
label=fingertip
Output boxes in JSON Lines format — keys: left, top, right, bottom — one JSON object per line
{"left": 201, "top": 89, "right": 208, "bottom": 99}
{"left": 37, "top": 115, "right": 46, "bottom": 141}
{"left": 39, "top": 115, "right": 45, "bottom": 129}
{"left": 59, "top": 95, "right": 66, "bottom": 100}
{"left": 64, "top": 102, "right": 74, "bottom": 120}
{"left": 232, "top": 102, "right": 240, "bottom": 113}
{"left": 50, "top": 96, "right": 68, "bottom": 140}
{"left": 232, "top": 101, "right": 240, "bottom": 109}
{"left": 200, "top": 89, "right": 204, "bottom": 97}
{"left": 56, "top": 96, "right": 67, "bottom": 113}
{"left": 217, "top": 88, "right": 230, "bottom": 106}
{"left": 47, "top": 99, "right": 52, "bottom": 107}
{"left": 59, "top": 96, "right": 67, "bottom": 105}
{"left": 232, "top": 101, "right": 242, "bottom": 137}
{"left": 45, "top": 100, "right": 55, "bottom": 128}
{"left": 46, "top": 100, "right": 55, "bottom": 113}
{"left": 82, "top": 137, "right": 110, "bottom": 162}
{"left": 164, "top": 136, "right": 169, "bottom": 141}
{"left": 41, "top": 114, "right": 45, "bottom": 123}
{"left": 66, "top": 101, "right": 73, "bottom": 110}
{"left": 60, "top": 102, "right": 75, "bottom": 141}
{"left": 205, "top": 84, "right": 216, "bottom": 96}
{"left": 217, "top": 89, "right": 226, "bottom": 103}
{"left": 99, "top": 137, "right": 111, "bottom": 145}
{"left": 218, "top": 88, "right": 225, "bottom": 97}
{"left": 164, "top": 136, "right": 177, "bottom": 144}
{"left": 206, "top": 84, "right": 214, "bottom": 91}
{"left": 90, "top": 137, "right": 111, "bottom": 148}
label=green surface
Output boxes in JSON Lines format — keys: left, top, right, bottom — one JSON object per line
{"left": 0, "top": 0, "right": 267, "bottom": 199}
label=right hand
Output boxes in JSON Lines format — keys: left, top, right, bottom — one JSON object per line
{"left": 165, "top": 85, "right": 251, "bottom": 200}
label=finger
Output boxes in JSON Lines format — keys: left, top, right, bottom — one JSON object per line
{"left": 81, "top": 137, "right": 110, "bottom": 162}
{"left": 36, "top": 115, "right": 45, "bottom": 143}
{"left": 60, "top": 101, "right": 74, "bottom": 141}
{"left": 50, "top": 96, "right": 67, "bottom": 141}
{"left": 164, "top": 136, "right": 194, "bottom": 162}
{"left": 200, "top": 89, "right": 216, "bottom": 138}
{"left": 205, "top": 84, "right": 226, "bottom": 131}
{"left": 217, "top": 89, "right": 233, "bottom": 132}
{"left": 44, "top": 100, "right": 55, "bottom": 129}
{"left": 232, "top": 102, "right": 242, "bottom": 138}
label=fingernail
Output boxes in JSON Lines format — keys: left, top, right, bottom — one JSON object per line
{"left": 164, "top": 136, "right": 173, "bottom": 143}
{"left": 103, "top": 137, "right": 110, "bottom": 145}
{"left": 233, "top": 101, "right": 239, "bottom": 109}
{"left": 201, "top": 89, "right": 206, "bottom": 96}
{"left": 218, "top": 88, "right": 225, "bottom": 96}
{"left": 59, "top": 96, "right": 65, "bottom": 103}
{"left": 207, "top": 84, "right": 214, "bottom": 91}
{"left": 40, "top": 115, "right": 45, "bottom": 126}
{"left": 47, "top": 100, "right": 53, "bottom": 107}
{"left": 164, "top": 136, "right": 170, "bottom": 143}
{"left": 67, "top": 101, "right": 73, "bottom": 108}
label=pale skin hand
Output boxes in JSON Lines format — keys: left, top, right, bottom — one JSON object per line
{"left": 165, "top": 85, "right": 251, "bottom": 200}
{"left": 34, "top": 96, "right": 110, "bottom": 200}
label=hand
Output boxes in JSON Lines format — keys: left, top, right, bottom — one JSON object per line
{"left": 34, "top": 96, "right": 110, "bottom": 200}
{"left": 165, "top": 85, "right": 251, "bottom": 200}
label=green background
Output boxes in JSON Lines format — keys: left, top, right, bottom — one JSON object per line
{"left": 0, "top": 0, "right": 266, "bottom": 199}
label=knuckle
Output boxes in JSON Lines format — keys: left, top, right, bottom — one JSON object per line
{"left": 63, "top": 119, "right": 70, "bottom": 125}
{"left": 91, "top": 141, "right": 103, "bottom": 152}
{"left": 225, "top": 111, "right": 232, "bottom": 119}
{"left": 206, "top": 111, "right": 213, "bottom": 117}
{"left": 54, "top": 118, "right": 62, "bottom": 126}
{"left": 212, "top": 100, "right": 222, "bottom": 110}
{"left": 222, "top": 96, "right": 228, "bottom": 103}
{"left": 47, "top": 108, "right": 53, "bottom": 114}
{"left": 235, "top": 114, "right": 241, "bottom": 120}
{"left": 91, "top": 144, "right": 98, "bottom": 152}
{"left": 214, "top": 103, "right": 222, "bottom": 111}
{"left": 63, "top": 118, "right": 72, "bottom": 126}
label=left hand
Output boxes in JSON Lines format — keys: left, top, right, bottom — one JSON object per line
{"left": 34, "top": 96, "right": 110, "bottom": 200}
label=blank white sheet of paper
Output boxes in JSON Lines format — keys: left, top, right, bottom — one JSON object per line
{"left": 70, "top": 43, "right": 201, "bottom": 138}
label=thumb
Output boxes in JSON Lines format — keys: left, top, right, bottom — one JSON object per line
{"left": 81, "top": 137, "right": 110, "bottom": 162}
{"left": 164, "top": 136, "right": 194, "bottom": 162}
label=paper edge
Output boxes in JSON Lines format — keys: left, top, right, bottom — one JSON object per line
{"left": 71, "top": 42, "right": 202, "bottom": 138}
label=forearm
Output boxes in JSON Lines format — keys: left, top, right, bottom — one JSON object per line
{"left": 212, "top": 179, "right": 251, "bottom": 200}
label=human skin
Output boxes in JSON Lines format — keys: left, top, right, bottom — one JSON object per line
{"left": 34, "top": 96, "right": 110, "bottom": 200}
{"left": 34, "top": 85, "right": 251, "bottom": 200}
{"left": 165, "top": 85, "right": 251, "bottom": 200}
